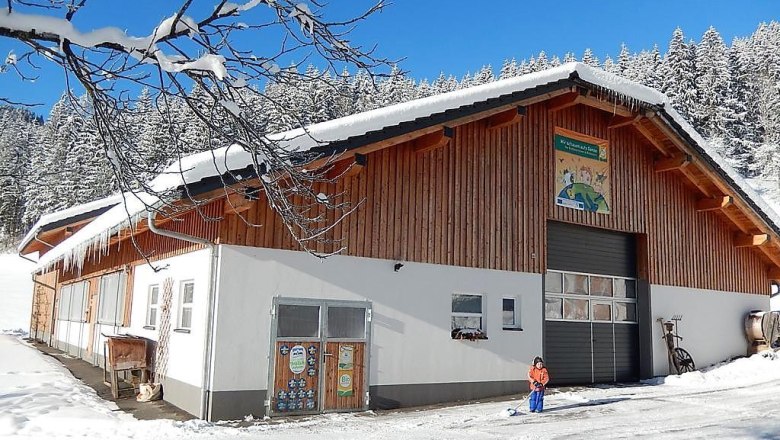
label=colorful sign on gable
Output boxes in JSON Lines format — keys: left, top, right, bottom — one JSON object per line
{"left": 554, "top": 128, "right": 610, "bottom": 214}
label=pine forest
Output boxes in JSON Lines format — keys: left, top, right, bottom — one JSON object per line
{"left": 2, "top": 23, "right": 780, "bottom": 247}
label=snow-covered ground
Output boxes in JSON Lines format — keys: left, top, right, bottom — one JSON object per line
{"left": 0, "top": 253, "right": 34, "bottom": 335}
{"left": 2, "top": 334, "right": 780, "bottom": 440}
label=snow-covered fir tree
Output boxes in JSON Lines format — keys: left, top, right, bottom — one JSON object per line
{"left": 5, "top": 21, "right": 780, "bottom": 242}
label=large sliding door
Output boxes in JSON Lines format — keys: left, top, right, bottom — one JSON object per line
{"left": 545, "top": 221, "right": 640, "bottom": 385}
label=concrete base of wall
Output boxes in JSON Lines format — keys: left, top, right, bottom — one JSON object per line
{"left": 161, "top": 376, "right": 202, "bottom": 417}
{"left": 209, "top": 390, "right": 267, "bottom": 421}
{"left": 370, "top": 380, "right": 528, "bottom": 410}
{"left": 202, "top": 380, "right": 528, "bottom": 421}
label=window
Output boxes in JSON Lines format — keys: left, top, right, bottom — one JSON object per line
{"left": 327, "top": 306, "right": 366, "bottom": 339}
{"left": 545, "top": 270, "right": 637, "bottom": 323}
{"left": 545, "top": 297, "right": 563, "bottom": 319}
{"left": 614, "top": 279, "right": 637, "bottom": 299}
{"left": 451, "top": 293, "right": 483, "bottom": 329}
{"left": 69, "top": 281, "right": 88, "bottom": 322}
{"left": 58, "top": 284, "right": 72, "bottom": 321}
{"left": 564, "top": 274, "right": 588, "bottom": 295}
{"left": 564, "top": 298, "right": 589, "bottom": 320}
{"left": 592, "top": 302, "right": 612, "bottom": 322}
{"left": 178, "top": 281, "right": 195, "bottom": 330}
{"left": 590, "top": 277, "right": 613, "bottom": 297}
{"left": 58, "top": 282, "right": 88, "bottom": 322}
{"left": 503, "top": 297, "right": 522, "bottom": 330}
{"left": 98, "top": 272, "right": 127, "bottom": 326}
{"left": 277, "top": 304, "right": 320, "bottom": 337}
{"left": 451, "top": 293, "right": 485, "bottom": 339}
{"left": 614, "top": 302, "right": 637, "bottom": 322}
{"left": 545, "top": 272, "right": 563, "bottom": 293}
{"left": 145, "top": 285, "right": 160, "bottom": 328}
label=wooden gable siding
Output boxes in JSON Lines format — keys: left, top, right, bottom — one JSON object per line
{"left": 220, "top": 102, "right": 768, "bottom": 294}
{"left": 547, "top": 105, "right": 767, "bottom": 294}
{"left": 58, "top": 200, "right": 223, "bottom": 283}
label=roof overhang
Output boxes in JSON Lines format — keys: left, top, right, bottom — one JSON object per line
{"left": 27, "top": 63, "right": 780, "bottom": 277}
{"left": 18, "top": 195, "right": 122, "bottom": 256}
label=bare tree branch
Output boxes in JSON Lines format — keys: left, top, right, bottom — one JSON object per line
{"left": 0, "top": 0, "right": 394, "bottom": 260}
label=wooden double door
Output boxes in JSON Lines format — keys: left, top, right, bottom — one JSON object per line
{"left": 269, "top": 298, "right": 371, "bottom": 416}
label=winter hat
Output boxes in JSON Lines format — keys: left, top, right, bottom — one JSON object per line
{"left": 533, "top": 356, "right": 544, "bottom": 365}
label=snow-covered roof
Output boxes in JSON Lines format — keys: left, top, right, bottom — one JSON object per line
{"left": 30, "top": 62, "right": 780, "bottom": 273}
{"left": 18, "top": 193, "right": 123, "bottom": 254}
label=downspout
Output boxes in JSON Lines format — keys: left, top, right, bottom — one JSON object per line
{"left": 18, "top": 247, "right": 49, "bottom": 342}
{"left": 146, "top": 210, "right": 220, "bottom": 421}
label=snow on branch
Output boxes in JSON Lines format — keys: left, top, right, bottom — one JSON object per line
{"left": 2, "top": 0, "right": 394, "bottom": 265}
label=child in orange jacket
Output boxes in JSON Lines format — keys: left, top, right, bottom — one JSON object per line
{"left": 527, "top": 356, "right": 549, "bottom": 413}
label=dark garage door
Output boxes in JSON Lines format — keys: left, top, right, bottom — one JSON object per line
{"left": 544, "top": 221, "right": 639, "bottom": 385}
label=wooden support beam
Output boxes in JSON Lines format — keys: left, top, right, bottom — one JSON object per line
{"left": 720, "top": 206, "right": 752, "bottom": 234}
{"left": 547, "top": 92, "right": 580, "bottom": 112}
{"left": 769, "top": 267, "right": 780, "bottom": 279}
{"left": 678, "top": 165, "right": 713, "bottom": 197}
{"left": 757, "top": 245, "right": 780, "bottom": 272}
{"left": 632, "top": 120, "right": 671, "bottom": 157}
{"left": 654, "top": 153, "right": 691, "bottom": 172}
{"left": 608, "top": 115, "right": 641, "bottom": 129}
{"left": 413, "top": 127, "right": 453, "bottom": 154}
{"left": 346, "top": 153, "right": 367, "bottom": 178}
{"left": 548, "top": 91, "right": 633, "bottom": 117}
{"left": 577, "top": 95, "right": 634, "bottom": 117}
{"left": 695, "top": 196, "right": 733, "bottom": 212}
{"left": 487, "top": 106, "right": 526, "bottom": 130}
{"left": 64, "top": 226, "right": 74, "bottom": 237}
{"left": 324, "top": 153, "right": 367, "bottom": 180}
{"left": 224, "top": 192, "right": 253, "bottom": 215}
{"left": 735, "top": 233, "right": 770, "bottom": 248}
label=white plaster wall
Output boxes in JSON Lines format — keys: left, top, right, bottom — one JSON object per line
{"left": 53, "top": 319, "right": 88, "bottom": 355}
{"left": 211, "top": 245, "right": 543, "bottom": 392}
{"left": 66, "top": 321, "right": 88, "bottom": 353}
{"left": 127, "top": 249, "right": 212, "bottom": 388}
{"left": 771, "top": 294, "right": 780, "bottom": 312}
{"left": 54, "top": 319, "right": 68, "bottom": 351}
{"left": 650, "top": 284, "right": 769, "bottom": 376}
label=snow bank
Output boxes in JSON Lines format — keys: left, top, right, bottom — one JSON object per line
{"left": 0, "top": 254, "right": 34, "bottom": 334}
{"left": 0, "top": 335, "right": 135, "bottom": 437}
{"left": 658, "top": 351, "right": 780, "bottom": 388}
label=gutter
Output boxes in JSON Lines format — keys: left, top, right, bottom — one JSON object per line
{"left": 146, "top": 210, "right": 220, "bottom": 421}
{"left": 33, "top": 233, "right": 55, "bottom": 249}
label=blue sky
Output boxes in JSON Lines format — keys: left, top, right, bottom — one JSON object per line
{"left": 1, "top": 0, "right": 778, "bottom": 115}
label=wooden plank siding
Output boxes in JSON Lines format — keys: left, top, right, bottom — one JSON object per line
{"left": 30, "top": 270, "right": 58, "bottom": 342}
{"left": 216, "top": 103, "right": 768, "bottom": 294}
{"left": 55, "top": 100, "right": 769, "bottom": 296}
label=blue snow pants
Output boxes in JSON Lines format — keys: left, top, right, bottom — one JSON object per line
{"left": 529, "top": 389, "right": 545, "bottom": 412}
